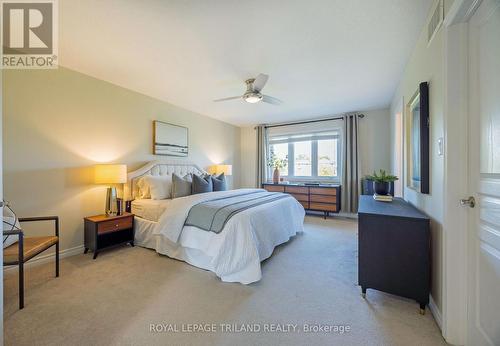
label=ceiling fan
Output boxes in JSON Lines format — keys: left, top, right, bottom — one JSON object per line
{"left": 213, "top": 74, "right": 283, "bottom": 105}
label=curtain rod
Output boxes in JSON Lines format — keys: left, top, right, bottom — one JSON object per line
{"left": 262, "top": 114, "right": 365, "bottom": 129}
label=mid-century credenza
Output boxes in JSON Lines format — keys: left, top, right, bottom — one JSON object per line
{"left": 262, "top": 183, "right": 341, "bottom": 218}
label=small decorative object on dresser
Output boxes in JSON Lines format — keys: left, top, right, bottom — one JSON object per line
{"left": 267, "top": 153, "right": 288, "bottom": 184}
{"left": 365, "top": 169, "right": 398, "bottom": 200}
{"left": 84, "top": 212, "right": 134, "bottom": 259}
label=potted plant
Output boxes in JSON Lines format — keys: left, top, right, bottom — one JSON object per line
{"left": 268, "top": 154, "right": 288, "bottom": 184}
{"left": 365, "top": 169, "right": 399, "bottom": 196}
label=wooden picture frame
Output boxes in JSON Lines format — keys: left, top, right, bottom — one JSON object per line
{"left": 153, "top": 121, "right": 188, "bottom": 157}
{"left": 406, "top": 82, "right": 430, "bottom": 194}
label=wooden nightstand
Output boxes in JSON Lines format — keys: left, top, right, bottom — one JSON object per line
{"left": 84, "top": 212, "right": 134, "bottom": 259}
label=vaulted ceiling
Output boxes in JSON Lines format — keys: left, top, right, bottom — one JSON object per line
{"left": 60, "top": 0, "right": 432, "bottom": 126}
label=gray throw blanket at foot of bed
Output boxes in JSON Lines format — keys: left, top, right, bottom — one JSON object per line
{"left": 184, "top": 191, "right": 292, "bottom": 233}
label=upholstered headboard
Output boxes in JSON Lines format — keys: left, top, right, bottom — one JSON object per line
{"left": 125, "top": 160, "right": 206, "bottom": 200}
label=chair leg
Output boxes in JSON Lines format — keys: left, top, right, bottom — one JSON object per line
{"left": 19, "top": 261, "right": 24, "bottom": 309}
{"left": 56, "top": 241, "right": 60, "bottom": 277}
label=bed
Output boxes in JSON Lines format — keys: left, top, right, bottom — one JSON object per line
{"left": 126, "top": 161, "right": 305, "bottom": 284}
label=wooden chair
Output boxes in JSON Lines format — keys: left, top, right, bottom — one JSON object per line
{"left": 3, "top": 216, "right": 59, "bottom": 309}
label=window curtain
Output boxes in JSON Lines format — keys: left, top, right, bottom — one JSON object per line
{"left": 341, "top": 114, "right": 361, "bottom": 213}
{"left": 256, "top": 125, "right": 268, "bottom": 187}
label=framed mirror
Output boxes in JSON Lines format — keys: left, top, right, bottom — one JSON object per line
{"left": 406, "top": 82, "right": 430, "bottom": 194}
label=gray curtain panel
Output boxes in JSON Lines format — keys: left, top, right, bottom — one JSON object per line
{"left": 256, "top": 125, "right": 268, "bottom": 187}
{"left": 341, "top": 114, "right": 362, "bottom": 213}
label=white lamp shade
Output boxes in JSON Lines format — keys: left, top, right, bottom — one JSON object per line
{"left": 95, "top": 164, "right": 127, "bottom": 184}
{"left": 208, "top": 164, "right": 232, "bottom": 176}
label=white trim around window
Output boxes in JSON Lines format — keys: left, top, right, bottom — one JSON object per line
{"left": 268, "top": 129, "right": 342, "bottom": 183}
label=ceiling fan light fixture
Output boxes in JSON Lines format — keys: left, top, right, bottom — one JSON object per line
{"left": 214, "top": 74, "right": 281, "bottom": 106}
{"left": 243, "top": 93, "right": 262, "bottom": 103}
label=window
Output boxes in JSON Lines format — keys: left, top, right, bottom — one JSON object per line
{"left": 294, "top": 141, "right": 312, "bottom": 176}
{"left": 268, "top": 129, "right": 342, "bottom": 181}
{"left": 318, "top": 138, "right": 338, "bottom": 177}
{"left": 270, "top": 142, "right": 288, "bottom": 176}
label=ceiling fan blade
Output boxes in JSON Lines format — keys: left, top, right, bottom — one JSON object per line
{"left": 262, "top": 95, "right": 283, "bottom": 105}
{"left": 253, "top": 74, "right": 269, "bottom": 92}
{"left": 213, "top": 96, "right": 241, "bottom": 102}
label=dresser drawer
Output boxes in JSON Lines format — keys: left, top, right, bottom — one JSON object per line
{"left": 285, "top": 186, "right": 309, "bottom": 194}
{"left": 310, "top": 194, "right": 336, "bottom": 203}
{"left": 309, "top": 202, "right": 337, "bottom": 212}
{"left": 98, "top": 217, "right": 133, "bottom": 234}
{"left": 288, "top": 193, "right": 309, "bottom": 202}
{"left": 264, "top": 185, "right": 285, "bottom": 192}
{"left": 299, "top": 201, "right": 309, "bottom": 209}
{"left": 310, "top": 187, "right": 337, "bottom": 196}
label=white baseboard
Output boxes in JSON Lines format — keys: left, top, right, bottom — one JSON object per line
{"left": 3, "top": 245, "right": 84, "bottom": 272}
{"left": 429, "top": 294, "right": 442, "bottom": 330}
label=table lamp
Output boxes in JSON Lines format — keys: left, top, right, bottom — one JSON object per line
{"left": 208, "top": 164, "right": 232, "bottom": 176}
{"left": 95, "top": 164, "right": 127, "bottom": 215}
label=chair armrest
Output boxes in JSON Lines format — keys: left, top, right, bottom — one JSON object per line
{"left": 18, "top": 216, "right": 58, "bottom": 222}
{"left": 18, "top": 216, "right": 59, "bottom": 237}
{"left": 3, "top": 230, "right": 23, "bottom": 236}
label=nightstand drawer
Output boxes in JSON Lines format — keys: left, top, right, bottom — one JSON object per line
{"left": 98, "top": 217, "right": 133, "bottom": 234}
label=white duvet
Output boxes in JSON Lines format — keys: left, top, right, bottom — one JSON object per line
{"left": 153, "top": 188, "right": 305, "bottom": 284}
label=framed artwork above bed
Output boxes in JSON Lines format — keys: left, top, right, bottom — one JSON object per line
{"left": 153, "top": 121, "right": 188, "bottom": 157}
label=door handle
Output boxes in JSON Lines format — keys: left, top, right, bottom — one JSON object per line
{"left": 460, "top": 196, "right": 475, "bottom": 208}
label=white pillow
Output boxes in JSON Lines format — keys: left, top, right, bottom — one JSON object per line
{"left": 141, "top": 175, "right": 172, "bottom": 200}
{"left": 137, "top": 176, "right": 152, "bottom": 199}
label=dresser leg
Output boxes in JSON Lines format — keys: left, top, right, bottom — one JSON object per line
{"left": 84, "top": 248, "right": 89, "bottom": 254}
{"left": 130, "top": 241, "right": 134, "bottom": 247}
{"left": 419, "top": 303, "right": 426, "bottom": 315}
{"left": 93, "top": 252, "right": 98, "bottom": 260}
{"left": 361, "top": 287, "right": 367, "bottom": 299}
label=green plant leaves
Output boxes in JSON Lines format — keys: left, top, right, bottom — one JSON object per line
{"left": 365, "top": 169, "right": 399, "bottom": 183}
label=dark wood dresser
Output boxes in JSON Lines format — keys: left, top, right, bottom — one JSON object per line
{"left": 358, "top": 196, "right": 430, "bottom": 313}
{"left": 262, "top": 183, "right": 341, "bottom": 218}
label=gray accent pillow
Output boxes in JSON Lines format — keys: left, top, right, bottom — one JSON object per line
{"left": 211, "top": 173, "right": 227, "bottom": 191}
{"left": 192, "top": 173, "right": 213, "bottom": 194}
{"left": 172, "top": 173, "right": 192, "bottom": 198}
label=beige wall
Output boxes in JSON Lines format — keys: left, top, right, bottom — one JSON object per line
{"left": 3, "top": 67, "right": 241, "bottom": 253}
{"left": 239, "top": 109, "right": 392, "bottom": 189}
{"left": 389, "top": 0, "right": 454, "bottom": 315}
{"left": 358, "top": 109, "right": 391, "bottom": 176}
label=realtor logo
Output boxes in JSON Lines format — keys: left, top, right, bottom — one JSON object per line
{"left": 1, "top": 0, "right": 58, "bottom": 68}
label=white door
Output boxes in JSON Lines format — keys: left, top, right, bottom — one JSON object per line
{"left": 467, "top": 0, "right": 500, "bottom": 345}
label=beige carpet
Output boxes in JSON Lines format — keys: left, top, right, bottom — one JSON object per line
{"left": 4, "top": 216, "right": 447, "bottom": 346}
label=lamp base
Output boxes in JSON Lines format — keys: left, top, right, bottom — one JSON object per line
{"left": 105, "top": 187, "right": 118, "bottom": 216}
